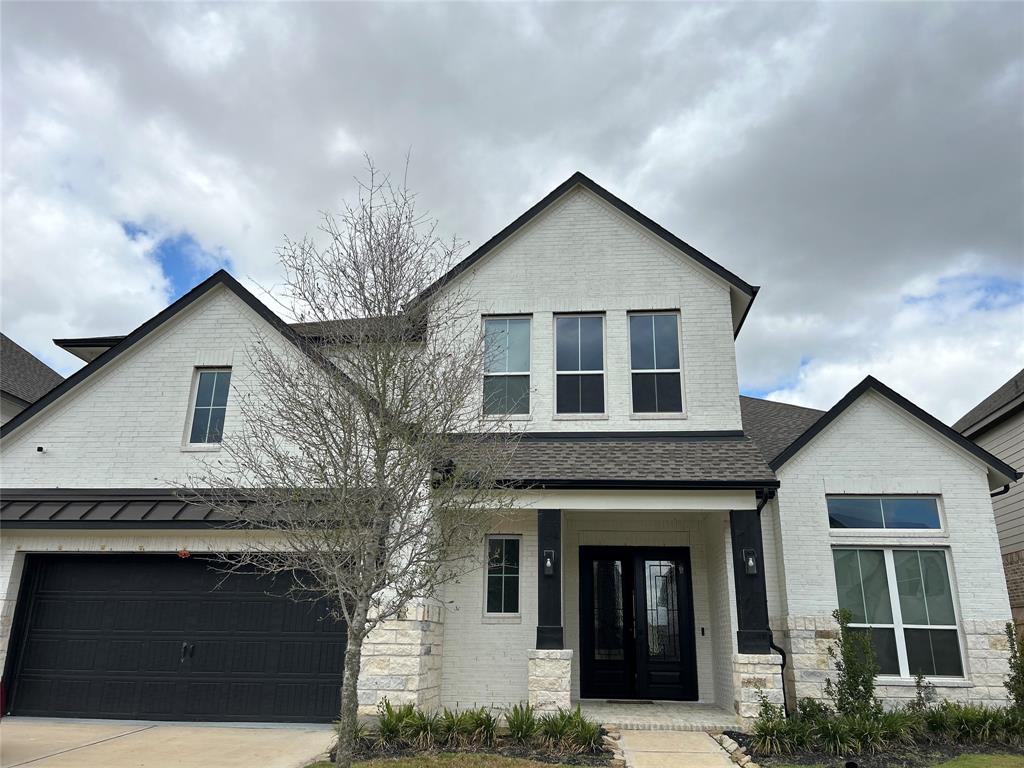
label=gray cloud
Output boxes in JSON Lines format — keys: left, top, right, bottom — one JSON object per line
{"left": 2, "top": 1, "right": 1021, "bottom": 421}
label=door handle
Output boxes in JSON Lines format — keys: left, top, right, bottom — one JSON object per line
{"left": 189, "top": 643, "right": 196, "bottom": 658}
{"left": 180, "top": 641, "right": 189, "bottom": 663}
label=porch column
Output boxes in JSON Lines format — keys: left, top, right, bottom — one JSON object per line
{"left": 729, "top": 508, "right": 770, "bottom": 653}
{"left": 536, "top": 508, "right": 563, "bottom": 649}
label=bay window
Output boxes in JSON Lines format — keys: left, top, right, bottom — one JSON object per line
{"left": 832, "top": 547, "right": 963, "bottom": 678}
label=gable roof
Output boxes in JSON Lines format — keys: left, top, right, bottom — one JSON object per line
{"left": 740, "top": 395, "right": 825, "bottom": 463}
{"left": 413, "top": 171, "right": 759, "bottom": 336}
{"left": 0, "top": 270, "right": 319, "bottom": 440}
{"left": 953, "top": 368, "right": 1024, "bottom": 439}
{"left": 1, "top": 334, "right": 64, "bottom": 406}
{"left": 768, "top": 375, "right": 1021, "bottom": 488}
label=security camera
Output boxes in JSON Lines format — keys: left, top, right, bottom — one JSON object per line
{"left": 36, "top": 446, "right": 45, "bottom": 453}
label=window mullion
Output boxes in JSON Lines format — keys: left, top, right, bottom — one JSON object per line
{"left": 884, "top": 549, "right": 910, "bottom": 677}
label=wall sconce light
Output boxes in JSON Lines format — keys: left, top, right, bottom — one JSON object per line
{"left": 543, "top": 549, "right": 555, "bottom": 576}
{"left": 743, "top": 548, "right": 757, "bottom": 576}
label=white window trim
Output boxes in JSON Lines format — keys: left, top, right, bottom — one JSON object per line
{"left": 483, "top": 534, "right": 522, "bottom": 618}
{"left": 553, "top": 313, "right": 607, "bottom": 417}
{"left": 181, "top": 367, "right": 231, "bottom": 451}
{"left": 482, "top": 316, "right": 532, "bottom": 419}
{"left": 827, "top": 495, "right": 946, "bottom": 536}
{"left": 835, "top": 546, "right": 965, "bottom": 681}
{"left": 626, "top": 310, "right": 686, "bottom": 417}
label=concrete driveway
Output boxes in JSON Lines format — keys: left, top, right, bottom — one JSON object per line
{"left": 0, "top": 718, "right": 334, "bottom": 768}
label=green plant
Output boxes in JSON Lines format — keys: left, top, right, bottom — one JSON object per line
{"left": 538, "top": 708, "right": 575, "bottom": 751}
{"left": 781, "top": 716, "right": 813, "bottom": 751}
{"left": 505, "top": 702, "right": 539, "bottom": 745}
{"left": 877, "top": 708, "right": 922, "bottom": 747}
{"left": 950, "top": 703, "right": 999, "bottom": 743}
{"left": 1005, "top": 621, "right": 1024, "bottom": 709}
{"left": 438, "top": 707, "right": 473, "bottom": 748}
{"left": 812, "top": 716, "right": 856, "bottom": 755}
{"left": 824, "top": 608, "right": 882, "bottom": 717}
{"left": 566, "top": 706, "right": 602, "bottom": 753}
{"left": 465, "top": 706, "right": 497, "bottom": 747}
{"left": 796, "top": 697, "right": 833, "bottom": 724}
{"left": 401, "top": 707, "right": 442, "bottom": 749}
{"left": 844, "top": 714, "right": 886, "bottom": 754}
{"left": 375, "top": 698, "right": 414, "bottom": 749}
{"left": 910, "top": 671, "right": 938, "bottom": 712}
{"left": 750, "top": 690, "right": 791, "bottom": 755}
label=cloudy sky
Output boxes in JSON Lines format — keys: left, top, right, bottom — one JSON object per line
{"left": 2, "top": 2, "right": 1022, "bottom": 423}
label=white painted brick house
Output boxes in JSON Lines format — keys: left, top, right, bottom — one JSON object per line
{"left": 0, "top": 172, "right": 1019, "bottom": 725}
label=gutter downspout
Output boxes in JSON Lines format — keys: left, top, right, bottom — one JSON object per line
{"left": 757, "top": 487, "right": 790, "bottom": 716}
{"left": 991, "top": 484, "right": 1011, "bottom": 498}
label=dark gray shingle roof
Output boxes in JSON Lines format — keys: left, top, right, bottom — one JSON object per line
{"left": 491, "top": 433, "right": 777, "bottom": 488}
{"left": 1, "top": 334, "right": 64, "bottom": 405}
{"left": 740, "top": 395, "right": 825, "bottom": 463}
{"left": 953, "top": 368, "right": 1024, "bottom": 436}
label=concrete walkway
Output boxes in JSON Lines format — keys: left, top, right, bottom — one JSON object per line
{"left": 618, "top": 729, "right": 733, "bottom": 768}
{"left": 0, "top": 718, "right": 333, "bottom": 768}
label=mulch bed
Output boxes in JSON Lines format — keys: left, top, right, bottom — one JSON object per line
{"left": 723, "top": 730, "right": 1019, "bottom": 768}
{"left": 333, "top": 739, "right": 613, "bottom": 766}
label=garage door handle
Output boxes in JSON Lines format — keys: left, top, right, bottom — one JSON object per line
{"left": 180, "top": 641, "right": 189, "bottom": 662}
{"left": 189, "top": 643, "right": 196, "bottom": 658}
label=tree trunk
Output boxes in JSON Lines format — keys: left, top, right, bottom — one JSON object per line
{"left": 335, "top": 598, "right": 370, "bottom": 768}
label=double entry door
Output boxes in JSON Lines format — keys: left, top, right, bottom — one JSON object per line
{"left": 579, "top": 546, "right": 697, "bottom": 701}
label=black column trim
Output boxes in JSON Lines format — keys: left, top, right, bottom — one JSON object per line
{"left": 730, "top": 509, "right": 771, "bottom": 654}
{"left": 536, "top": 508, "right": 563, "bottom": 650}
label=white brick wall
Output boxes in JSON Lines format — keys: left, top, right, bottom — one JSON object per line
{"left": 1, "top": 286, "right": 293, "bottom": 488}
{"left": 774, "top": 390, "right": 1013, "bottom": 705}
{"left": 433, "top": 186, "right": 743, "bottom": 432}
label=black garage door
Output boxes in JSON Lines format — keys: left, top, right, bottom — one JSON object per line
{"left": 4, "top": 554, "right": 346, "bottom": 722}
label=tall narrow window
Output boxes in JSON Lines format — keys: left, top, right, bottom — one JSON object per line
{"left": 483, "top": 317, "right": 531, "bottom": 415}
{"left": 188, "top": 369, "right": 231, "bottom": 444}
{"left": 629, "top": 313, "right": 682, "bottom": 413}
{"left": 833, "top": 547, "right": 963, "bottom": 678}
{"left": 486, "top": 537, "right": 520, "bottom": 614}
{"left": 555, "top": 315, "right": 604, "bottom": 414}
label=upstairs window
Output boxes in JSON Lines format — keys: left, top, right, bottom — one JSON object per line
{"left": 833, "top": 547, "right": 963, "bottom": 678}
{"left": 827, "top": 497, "right": 941, "bottom": 530}
{"left": 555, "top": 315, "right": 604, "bottom": 414}
{"left": 486, "top": 536, "right": 520, "bottom": 614}
{"left": 483, "top": 317, "right": 531, "bottom": 415}
{"left": 188, "top": 369, "right": 231, "bottom": 444}
{"left": 629, "top": 312, "right": 683, "bottom": 413}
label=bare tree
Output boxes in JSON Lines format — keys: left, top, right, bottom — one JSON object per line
{"left": 185, "top": 160, "right": 521, "bottom": 768}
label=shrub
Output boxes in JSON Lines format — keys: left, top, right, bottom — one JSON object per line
{"left": 566, "top": 706, "right": 602, "bottom": 753}
{"left": 796, "top": 697, "right": 833, "bottom": 724}
{"left": 465, "top": 707, "right": 498, "bottom": 747}
{"left": 812, "top": 716, "right": 856, "bottom": 756}
{"left": 438, "top": 707, "right": 471, "bottom": 748}
{"left": 824, "top": 608, "right": 882, "bottom": 718}
{"left": 401, "top": 707, "right": 441, "bottom": 749}
{"left": 375, "top": 698, "right": 414, "bottom": 749}
{"left": 505, "top": 702, "right": 539, "bottom": 745}
{"left": 1005, "top": 621, "right": 1024, "bottom": 709}
{"left": 844, "top": 714, "right": 886, "bottom": 754}
{"left": 876, "top": 708, "right": 921, "bottom": 747}
{"left": 538, "top": 708, "right": 575, "bottom": 751}
{"left": 751, "top": 690, "right": 791, "bottom": 755}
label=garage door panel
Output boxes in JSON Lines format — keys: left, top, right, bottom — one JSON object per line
{"left": 8, "top": 554, "right": 346, "bottom": 722}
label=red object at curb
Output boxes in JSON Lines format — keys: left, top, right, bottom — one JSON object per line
{"left": 177, "top": 549, "right": 191, "bottom": 559}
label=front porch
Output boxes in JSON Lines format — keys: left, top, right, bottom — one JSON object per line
{"left": 578, "top": 700, "right": 740, "bottom": 732}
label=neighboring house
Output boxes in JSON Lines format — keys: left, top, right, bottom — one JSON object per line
{"left": 955, "top": 369, "right": 1024, "bottom": 625}
{"left": 0, "top": 173, "right": 1018, "bottom": 726}
{"left": 0, "top": 334, "right": 63, "bottom": 424}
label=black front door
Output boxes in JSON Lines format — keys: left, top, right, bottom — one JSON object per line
{"left": 5, "top": 554, "right": 346, "bottom": 722}
{"left": 579, "top": 546, "right": 697, "bottom": 701}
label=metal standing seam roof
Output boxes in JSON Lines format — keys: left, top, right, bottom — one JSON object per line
{"left": 0, "top": 491, "right": 229, "bottom": 527}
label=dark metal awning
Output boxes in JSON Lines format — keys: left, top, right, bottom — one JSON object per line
{"left": 0, "top": 489, "right": 229, "bottom": 529}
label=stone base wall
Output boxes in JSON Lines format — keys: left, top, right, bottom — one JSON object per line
{"left": 732, "top": 652, "right": 784, "bottom": 719}
{"left": 358, "top": 602, "right": 445, "bottom": 714}
{"left": 777, "top": 615, "right": 1012, "bottom": 709}
{"left": 527, "top": 649, "right": 572, "bottom": 713}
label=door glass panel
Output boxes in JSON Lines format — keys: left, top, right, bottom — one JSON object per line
{"left": 592, "top": 560, "right": 624, "bottom": 661}
{"left": 644, "top": 560, "right": 680, "bottom": 662}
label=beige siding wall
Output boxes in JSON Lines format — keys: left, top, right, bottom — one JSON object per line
{"left": 974, "top": 410, "right": 1024, "bottom": 556}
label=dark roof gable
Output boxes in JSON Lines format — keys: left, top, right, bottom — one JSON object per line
{"left": 768, "top": 376, "right": 1021, "bottom": 486}
{"left": 413, "top": 171, "right": 759, "bottom": 336}
{"left": 953, "top": 368, "right": 1024, "bottom": 438}
{"left": 740, "top": 395, "right": 824, "bottom": 463}
{"left": 1, "top": 270, "right": 314, "bottom": 439}
{"left": 1, "top": 334, "right": 64, "bottom": 406}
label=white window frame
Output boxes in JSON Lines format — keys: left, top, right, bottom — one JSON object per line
{"left": 827, "top": 495, "right": 946, "bottom": 536}
{"left": 626, "top": 310, "right": 685, "bottom": 416}
{"left": 483, "top": 535, "right": 522, "bottom": 618}
{"left": 182, "top": 367, "right": 231, "bottom": 450}
{"left": 834, "top": 546, "right": 965, "bottom": 681}
{"left": 482, "top": 316, "right": 532, "bottom": 419}
{"left": 553, "top": 313, "right": 607, "bottom": 418}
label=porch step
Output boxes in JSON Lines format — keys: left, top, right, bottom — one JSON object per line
{"left": 579, "top": 701, "right": 740, "bottom": 732}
